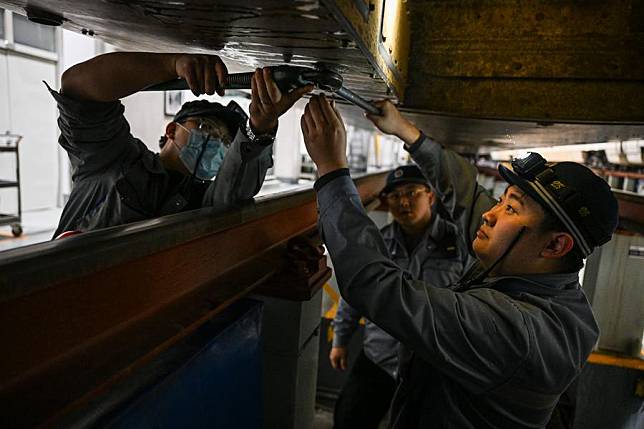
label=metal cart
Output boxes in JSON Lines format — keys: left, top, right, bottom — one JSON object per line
{"left": 0, "top": 132, "right": 23, "bottom": 237}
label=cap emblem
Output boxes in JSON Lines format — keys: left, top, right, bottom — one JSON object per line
{"left": 394, "top": 169, "right": 404, "bottom": 178}
{"left": 550, "top": 180, "right": 566, "bottom": 190}
{"left": 579, "top": 207, "right": 590, "bottom": 217}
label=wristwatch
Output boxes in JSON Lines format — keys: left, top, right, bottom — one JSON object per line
{"left": 244, "top": 120, "right": 276, "bottom": 146}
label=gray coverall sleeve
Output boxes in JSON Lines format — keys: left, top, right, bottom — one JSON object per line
{"left": 47, "top": 83, "right": 138, "bottom": 180}
{"left": 317, "top": 175, "right": 530, "bottom": 394}
{"left": 332, "top": 298, "right": 362, "bottom": 348}
{"left": 201, "top": 128, "right": 273, "bottom": 209}
{"left": 408, "top": 136, "right": 496, "bottom": 252}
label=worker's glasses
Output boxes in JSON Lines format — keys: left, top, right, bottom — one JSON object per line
{"left": 385, "top": 188, "right": 428, "bottom": 203}
{"left": 180, "top": 118, "right": 232, "bottom": 146}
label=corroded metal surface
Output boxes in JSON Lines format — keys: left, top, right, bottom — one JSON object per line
{"left": 325, "top": 0, "right": 411, "bottom": 98}
{"left": 0, "top": 0, "right": 392, "bottom": 100}
{"left": 404, "top": 0, "right": 644, "bottom": 122}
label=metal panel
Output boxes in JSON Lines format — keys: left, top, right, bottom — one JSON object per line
{"left": 573, "top": 364, "right": 644, "bottom": 429}
{"left": 590, "top": 233, "right": 644, "bottom": 353}
{"left": 62, "top": 301, "right": 263, "bottom": 429}
{"left": 0, "top": 0, "right": 392, "bottom": 101}
{"left": 404, "top": 1, "right": 644, "bottom": 122}
{"left": 257, "top": 290, "right": 322, "bottom": 429}
{"left": 324, "top": 0, "right": 410, "bottom": 98}
{"left": 105, "top": 303, "right": 263, "bottom": 429}
{"left": 1, "top": 0, "right": 642, "bottom": 146}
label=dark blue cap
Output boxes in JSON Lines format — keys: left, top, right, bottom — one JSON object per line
{"left": 380, "top": 165, "right": 430, "bottom": 196}
{"left": 173, "top": 99, "right": 247, "bottom": 136}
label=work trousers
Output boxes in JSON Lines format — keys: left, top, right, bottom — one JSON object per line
{"left": 333, "top": 350, "right": 397, "bottom": 429}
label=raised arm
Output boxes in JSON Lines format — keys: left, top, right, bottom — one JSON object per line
{"left": 317, "top": 175, "right": 530, "bottom": 393}
{"left": 301, "top": 95, "right": 530, "bottom": 393}
{"left": 202, "top": 68, "right": 313, "bottom": 209}
{"left": 366, "top": 100, "right": 495, "bottom": 252}
{"left": 61, "top": 52, "right": 227, "bottom": 102}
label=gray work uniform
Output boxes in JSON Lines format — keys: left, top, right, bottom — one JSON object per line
{"left": 332, "top": 216, "right": 469, "bottom": 378}
{"left": 315, "top": 136, "right": 599, "bottom": 428}
{"left": 48, "top": 84, "right": 273, "bottom": 237}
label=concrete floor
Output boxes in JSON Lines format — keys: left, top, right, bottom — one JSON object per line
{"left": 0, "top": 207, "right": 61, "bottom": 252}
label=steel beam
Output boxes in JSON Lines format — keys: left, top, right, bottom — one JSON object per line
{"left": 0, "top": 172, "right": 388, "bottom": 428}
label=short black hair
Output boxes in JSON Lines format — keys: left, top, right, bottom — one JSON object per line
{"left": 538, "top": 210, "right": 584, "bottom": 272}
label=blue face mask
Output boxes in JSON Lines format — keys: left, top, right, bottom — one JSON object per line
{"left": 176, "top": 123, "right": 227, "bottom": 180}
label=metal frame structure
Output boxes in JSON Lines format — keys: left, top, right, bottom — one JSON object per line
{"left": 0, "top": 170, "right": 388, "bottom": 427}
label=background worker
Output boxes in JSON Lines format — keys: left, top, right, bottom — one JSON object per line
{"left": 330, "top": 165, "right": 469, "bottom": 429}
{"left": 301, "top": 94, "right": 618, "bottom": 428}
{"left": 51, "top": 52, "right": 312, "bottom": 237}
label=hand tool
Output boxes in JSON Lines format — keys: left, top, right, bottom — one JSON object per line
{"left": 143, "top": 65, "right": 382, "bottom": 115}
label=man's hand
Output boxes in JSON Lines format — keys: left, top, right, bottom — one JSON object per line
{"left": 250, "top": 68, "right": 313, "bottom": 135}
{"left": 301, "top": 94, "right": 348, "bottom": 177}
{"left": 329, "top": 346, "right": 349, "bottom": 371}
{"left": 366, "top": 99, "right": 421, "bottom": 145}
{"left": 174, "top": 54, "right": 228, "bottom": 97}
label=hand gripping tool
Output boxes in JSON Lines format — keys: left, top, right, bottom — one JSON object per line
{"left": 143, "top": 65, "right": 382, "bottom": 115}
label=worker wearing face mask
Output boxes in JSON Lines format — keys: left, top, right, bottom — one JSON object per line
{"left": 49, "top": 52, "right": 312, "bottom": 237}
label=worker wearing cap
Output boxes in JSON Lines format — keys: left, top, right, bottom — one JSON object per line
{"left": 49, "top": 52, "right": 312, "bottom": 237}
{"left": 300, "top": 95, "right": 618, "bottom": 428}
{"left": 331, "top": 165, "right": 470, "bottom": 429}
